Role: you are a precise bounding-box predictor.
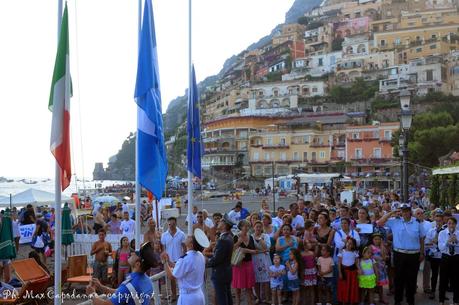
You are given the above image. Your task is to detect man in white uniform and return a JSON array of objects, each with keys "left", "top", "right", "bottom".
[{"left": 162, "top": 229, "right": 209, "bottom": 305}]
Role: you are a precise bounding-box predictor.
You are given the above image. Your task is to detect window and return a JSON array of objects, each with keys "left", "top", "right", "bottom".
[
  {"left": 293, "top": 152, "right": 300, "bottom": 161},
  {"left": 432, "top": 34, "right": 437, "bottom": 40},
  {"left": 311, "top": 152, "right": 317, "bottom": 160},
  {"left": 384, "top": 130, "right": 392, "bottom": 140},
  {"left": 373, "top": 148, "right": 382, "bottom": 158},
  {"left": 352, "top": 132, "right": 360, "bottom": 139},
  {"left": 280, "top": 152, "right": 287, "bottom": 161},
  {"left": 338, "top": 150, "right": 345, "bottom": 158},
  {"left": 253, "top": 152, "right": 259, "bottom": 161},
  {"left": 273, "top": 90, "right": 279, "bottom": 97},
  {"left": 430, "top": 44, "right": 437, "bottom": 49},
  {"left": 319, "top": 151, "right": 326, "bottom": 159},
  {"left": 303, "top": 152, "right": 308, "bottom": 161},
  {"left": 355, "top": 148, "right": 363, "bottom": 159},
  {"left": 395, "top": 38, "right": 401, "bottom": 45},
  {"left": 239, "top": 142, "right": 247, "bottom": 150},
  {"left": 264, "top": 153, "right": 270, "bottom": 161},
  {"left": 416, "top": 48, "right": 422, "bottom": 53},
  {"left": 255, "top": 165, "right": 263, "bottom": 176},
  {"left": 426, "top": 70, "right": 434, "bottom": 81},
  {"left": 380, "top": 39, "right": 386, "bottom": 47},
  {"left": 280, "top": 138, "right": 286, "bottom": 145},
  {"left": 312, "top": 87, "right": 318, "bottom": 93},
  {"left": 266, "top": 138, "right": 273, "bottom": 145},
  {"left": 303, "top": 135, "right": 309, "bottom": 144},
  {"left": 318, "top": 58, "right": 323, "bottom": 66}
]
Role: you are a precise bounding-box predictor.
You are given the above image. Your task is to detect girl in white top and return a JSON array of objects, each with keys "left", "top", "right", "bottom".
[{"left": 333, "top": 218, "right": 360, "bottom": 260}]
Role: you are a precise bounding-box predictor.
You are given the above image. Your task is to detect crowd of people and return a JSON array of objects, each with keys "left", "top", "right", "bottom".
[{"left": 3, "top": 187, "right": 459, "bottom": 305}]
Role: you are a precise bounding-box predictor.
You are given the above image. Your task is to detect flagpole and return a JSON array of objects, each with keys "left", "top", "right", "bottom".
[
  {"left": 187, "top": 0, "right": 193, "bottom": 236},
  {"left": 135, "top": 0, "right": 143, "bottom": 252},
  {"left": 54, "top": 1, "right": 63, "bottom": 304}
]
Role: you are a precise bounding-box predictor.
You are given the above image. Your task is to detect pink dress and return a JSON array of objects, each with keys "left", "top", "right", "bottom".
[{"left": 302, "top": 253, "right": 317, "bottom": 286}]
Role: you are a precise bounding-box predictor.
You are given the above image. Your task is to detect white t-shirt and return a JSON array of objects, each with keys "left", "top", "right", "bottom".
[
  {"left": 204, "top": 217, "right": 214, "bottom": 228},
  {"left": 161, "top": 229, "right": 186, "bottom": 262},
  {"left": 292, "top": 215, "right": 305, "bottom": 229},
  {"left": 272, "top": 217, "right": 283, "bottom": 228},
  {"left": 228, "top": 210, "right": 241, "bottom": 223},
  {"left": 338, "top": 250, "right": 359, "bottom": 267},
  {"left": 120, "top": 219, "right": 135, "bottom": 235}
]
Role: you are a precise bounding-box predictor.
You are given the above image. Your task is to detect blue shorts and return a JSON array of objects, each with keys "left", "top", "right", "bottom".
[
  {"left": 318, "top": 277, "right": 333, "bottom": 288},
  {"left": 287, "top": 278, "right": 300, "bottom": 291}
]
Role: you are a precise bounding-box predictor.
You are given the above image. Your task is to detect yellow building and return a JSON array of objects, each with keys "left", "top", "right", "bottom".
[
  {"left": 248, "top": 127, "right": 336, "bottom": 177},
  {"left": 272, "top": 24, "right": 306, "bottom": 46},
  {"left": 204, "top": 88, "right": 251, "bottom": 122},
  {"left": 397, "top": 39, "right": 459, "bottom": 63},
  {"left": 374, "top": 24, "right": 459, "bottom": 51},
  {"left": 399, "top": 9, "right": 459, "bottom": 29}
]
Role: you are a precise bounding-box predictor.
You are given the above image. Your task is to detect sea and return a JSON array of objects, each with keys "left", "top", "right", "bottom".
[{"left": 0, "top": 177, "right": 132, "bottom": 198}]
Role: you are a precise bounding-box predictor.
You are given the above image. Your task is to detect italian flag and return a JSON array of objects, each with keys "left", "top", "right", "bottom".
[{"left": 49, "top": 3, "right": 72, "bottom": 191}]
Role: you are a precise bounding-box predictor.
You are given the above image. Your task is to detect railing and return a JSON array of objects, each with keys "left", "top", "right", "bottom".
[
  {"left": 69, "top": 234, "right": 143, "bottom": 265},
  {"left": 77, "top": 271, "right": 166, "bottom": 305}
]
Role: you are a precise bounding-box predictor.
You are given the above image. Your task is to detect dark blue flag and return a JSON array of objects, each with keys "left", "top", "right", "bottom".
[{"left": 187, "top": 66, "right": 202, "bottom": 178}]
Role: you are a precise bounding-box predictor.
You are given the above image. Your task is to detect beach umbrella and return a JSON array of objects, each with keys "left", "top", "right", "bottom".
[
  {"left": 0, "top": 209, "right": 16, "bottom": 259},
  {"left": 62, "top": 203, "right": 74, "bottom": 246},
  {"left": 92, "top": 195, "right": 120, "bottom": 207}
]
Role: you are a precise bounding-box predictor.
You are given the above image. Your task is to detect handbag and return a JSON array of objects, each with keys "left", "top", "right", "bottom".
[
  {"left": 34, "top": 235, "right": 45, "bottom": 249},
  {"left": 231, "top": 247, "right": 244, "bottom": 266}
]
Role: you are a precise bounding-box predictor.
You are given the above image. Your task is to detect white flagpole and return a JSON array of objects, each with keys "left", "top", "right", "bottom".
[
  {"left": 187, "top": 0, "right": 193, "bottom": 236},
  {"left": 54, "top": 2, "right": 63, "bottom": 305},
  {"left": 135, "top": 0, "right": 143, "bottom": 251}
]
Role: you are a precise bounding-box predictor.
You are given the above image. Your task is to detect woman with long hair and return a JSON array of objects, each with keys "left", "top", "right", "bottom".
[
  {"left": 232, "top": 220, "right": 258, "bottom": 305},
  {"left": 113, "top": 236, "right": 131, "bottom": 286}
]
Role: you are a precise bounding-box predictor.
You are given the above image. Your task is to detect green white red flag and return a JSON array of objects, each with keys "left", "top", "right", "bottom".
[{"left": 49, "top": 3, "right": 72, "bottom": 191}]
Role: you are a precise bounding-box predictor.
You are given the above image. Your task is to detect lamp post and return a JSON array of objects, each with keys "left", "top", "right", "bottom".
[{"left": 399, "top": 90, "right": 413, "bottom": 203}]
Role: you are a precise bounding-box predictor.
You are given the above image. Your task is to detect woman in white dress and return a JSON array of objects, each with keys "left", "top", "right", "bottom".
[{"left": 252, "top": 220, "right": 272, "bottom": 303}]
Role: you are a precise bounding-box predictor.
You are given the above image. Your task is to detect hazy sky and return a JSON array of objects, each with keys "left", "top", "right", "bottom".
[{"left": 0, "top": 0, "right": 294, "bottom": 179}]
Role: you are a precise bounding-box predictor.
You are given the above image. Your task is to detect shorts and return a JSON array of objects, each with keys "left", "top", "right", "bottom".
[
  {"left": 93, "top": 261, "right": 108, "bottom": 282},
  {"left": 318, "top": 277, "right": 333, "bottom": 288},
  {"left": 286, "top": 278, "right": 300, "bottom": 291},
  {"left": 0, "top": 260, "right": 11, "bottom": 266},
  {"left": 270, "top": 282, "right": 283, "bottom": 290}
]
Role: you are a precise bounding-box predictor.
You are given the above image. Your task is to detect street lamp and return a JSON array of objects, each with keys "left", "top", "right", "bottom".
[{"left": 399, "top": 90, "right": 413, "bottom": 203}]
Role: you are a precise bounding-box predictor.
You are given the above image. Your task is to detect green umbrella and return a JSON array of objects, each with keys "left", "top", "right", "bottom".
[
  {"left": 62, "top": 203, "right": 74, "bottom": 246},
  {"left": 0, "top": 208, "right": 16, "bottom": 259}
]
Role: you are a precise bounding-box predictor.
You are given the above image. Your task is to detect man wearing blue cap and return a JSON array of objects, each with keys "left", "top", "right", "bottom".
[{"left": 377, "top": 203, "right": 426, "bottom": 305}]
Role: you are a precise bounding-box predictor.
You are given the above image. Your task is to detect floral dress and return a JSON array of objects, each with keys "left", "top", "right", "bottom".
[
  {"left": 252, "top": 233, "right": 272, "bottom": 283},
  {"left": 370, "top": 244, "right": 388, "bottom": 286}
]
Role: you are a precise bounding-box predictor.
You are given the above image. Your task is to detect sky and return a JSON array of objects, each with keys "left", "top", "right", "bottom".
[{"left": 0, "top": 0, "right": 294, "bottom": 179}]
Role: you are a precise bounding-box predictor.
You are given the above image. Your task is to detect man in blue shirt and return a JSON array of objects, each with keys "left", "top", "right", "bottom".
[
  {"left": 377, "top": 203, "right": 426, "bottom": 305},
  {"left": 86, "top": 241, "right": 159, "bottom": 305}
]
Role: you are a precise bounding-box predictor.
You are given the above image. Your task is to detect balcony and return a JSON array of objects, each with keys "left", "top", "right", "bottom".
[
  {"left": 334, "top": 142, "right": 346, "bottom": 147},
  {"left": 202, "top": 160, "right": 236, "bottom": 168},
  {"left": 310, "top": 143, "right": 330, "bottom": 148},
  {"left": 331, "top": 157, "right": 345, "bottom": 161},
  {"left": 262, "top": 144, "right": 290, "bottom": 149}
]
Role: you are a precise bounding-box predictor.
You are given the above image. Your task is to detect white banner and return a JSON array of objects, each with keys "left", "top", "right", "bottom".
[{"left": 19, "top": 224, "right": 36, "bottom": 244}]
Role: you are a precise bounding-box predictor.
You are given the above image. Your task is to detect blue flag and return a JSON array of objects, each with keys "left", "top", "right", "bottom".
[
  {"left": 187, "top": 66, "right": 202, "bottom": 178},
  {"left": 134, "top": 0, "right": 167, "bottom": 199}
]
